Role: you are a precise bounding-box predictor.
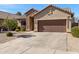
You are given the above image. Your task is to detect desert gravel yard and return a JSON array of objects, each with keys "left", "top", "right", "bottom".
[
  {"left": 0, "top": 32, "right": 79, "bottom": 54},
  {"left": 0, "top": 32, "right": 16, "bottom": 44},
  {"left": 0, "top": 31, "right": 33, "bottom": 44}
]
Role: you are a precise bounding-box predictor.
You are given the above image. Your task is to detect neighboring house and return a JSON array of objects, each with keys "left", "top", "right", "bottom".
[
  {"left": 25, "top": 5, "right": 74, "bottom": 32},
  {"left": 0, "top": 11, "right": 26, "bottom": 29}
]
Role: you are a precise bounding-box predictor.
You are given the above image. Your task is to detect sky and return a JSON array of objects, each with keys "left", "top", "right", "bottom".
[{"left": 0, "top": 4, "right": 79, "bottom": 17}]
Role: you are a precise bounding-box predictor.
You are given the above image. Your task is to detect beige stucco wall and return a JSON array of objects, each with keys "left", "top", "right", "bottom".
[
  {"left": 17, "top": 20, "right": 21, "bottom": 27},
  {"left": 66, "top": 17, "right": 72, "bottom": 32},
  {"left": 26, "top": 11, "right": 37, "bottom": 31},
  {"left": 26, "top": 16, "right": 30, "bottom": 31},
  {"left": 34, "top": 7, "right": 72, "bottom": 32},
  {"left": 34, "top": 7, "right": 71, "bottom": 20}
]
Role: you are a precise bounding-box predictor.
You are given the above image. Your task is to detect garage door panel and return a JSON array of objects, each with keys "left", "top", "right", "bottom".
[
  {"left": 38, "top": 20, "right": 66, "bottom": 32},
  {"left": 39, "top": 20, "right": 66, "bottom": 25},
  {"left": 43, "top": 26, "right": 66, "bottom": 32}
]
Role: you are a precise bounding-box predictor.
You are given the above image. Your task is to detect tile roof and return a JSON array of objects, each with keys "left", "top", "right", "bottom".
[
  {"left": 0, "top": 11, "right": 26, "bottom": 20},
  {"left": 33, "top": 5, "right": 73, "bottom": 17},
  {"left": 24, "top": 8, "right": 38, "bottom": 16}
]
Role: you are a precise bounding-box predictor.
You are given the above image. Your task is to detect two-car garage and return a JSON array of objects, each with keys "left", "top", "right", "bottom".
[
  {"left": 33, "top": 5, "right": 73, "bottom": 32},
  {"left": 38, "top": 20, "right": 66, "bottom": 32}
]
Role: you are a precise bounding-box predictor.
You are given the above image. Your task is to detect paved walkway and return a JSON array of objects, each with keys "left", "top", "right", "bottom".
[{"left": 0, "top": 32, "right": 78, "bottom": 54}]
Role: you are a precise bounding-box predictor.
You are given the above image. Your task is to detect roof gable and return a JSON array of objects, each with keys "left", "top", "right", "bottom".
[
  {"left": 33, "top": 5, "right": 73, "bottom": 17},
  {"left": 24, "top": 8, "right": 38, "bottom": 16}
]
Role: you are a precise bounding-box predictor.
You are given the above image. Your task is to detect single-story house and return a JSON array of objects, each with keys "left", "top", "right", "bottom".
[
  {"left": 0, "top": 5, "right": 74, "bottom": 32},
  {"left": 24, "top": 5, "right": 74, "bottom": 32}
]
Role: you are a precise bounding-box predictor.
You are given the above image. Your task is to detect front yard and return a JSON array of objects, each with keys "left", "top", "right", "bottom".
[
  {"left": 0, "top": 32, "right": 16, "bottom": 43},
  {"left": 0, "top": 31, "right": 32, "bottom": 44},
  {"left": 0, "top": 32, "right": 79, "bottom": 53},
  {"left": 0, "top": 32, "right": 67, "bottom": 53}
]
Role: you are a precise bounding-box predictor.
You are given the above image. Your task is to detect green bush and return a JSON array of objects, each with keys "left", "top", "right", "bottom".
[
  {"left": 21, "top": 26, "right": 26, "bottom": 31},
  {"left": 3, "top": 19, "right": 18, "bottom": 31},
  {"left": 71, "top": 26, "right": 79, "bottom": 37},
  {"left": 6, "top": 32, "right": 13, "bottom": 37}
]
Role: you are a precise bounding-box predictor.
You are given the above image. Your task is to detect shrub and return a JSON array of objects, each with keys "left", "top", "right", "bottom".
[
  {"left": 15, "top": 26, "right": 21, "bottom": 32},
  {"left": 16, "top": 26, "right": 21, "bottom": 30},
  {"left": 71, "top": 26, "right": 79, "bottom": 37},
  {"left": 3, "top": 19, "right": 18, "bottom": 31},
  {"left": 15, "top": 29, "right": 20, "bottom": 32},
  {"left": 6, "top": 32, "right": 13, "bottom": 37},
  {"left": 21, "top": 26, "right": 26, "bottom": 31}
]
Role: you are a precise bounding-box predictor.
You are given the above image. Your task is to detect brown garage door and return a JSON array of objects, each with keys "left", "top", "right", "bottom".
[{"left": 38, "top": 20, "right": 66, "bottom": 32}]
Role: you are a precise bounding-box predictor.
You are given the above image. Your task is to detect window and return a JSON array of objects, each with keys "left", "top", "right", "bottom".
[{"left": 21, "top": 20, "right": 26, "bottom": 25}]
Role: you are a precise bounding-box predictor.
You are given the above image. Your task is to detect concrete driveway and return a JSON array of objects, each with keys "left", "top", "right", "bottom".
[{"left": 0, "top": 32, "right": 78, "bottom": 54}]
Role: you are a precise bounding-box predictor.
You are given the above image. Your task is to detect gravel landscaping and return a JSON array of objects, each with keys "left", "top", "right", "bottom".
[
  {"left": 0, "top": 32, "right": 16, "bottom": 43},
  {"left": 0, "top": 31, "right": 34, "bottom": 44}
]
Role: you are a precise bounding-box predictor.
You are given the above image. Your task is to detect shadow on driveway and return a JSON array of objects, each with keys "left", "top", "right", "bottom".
[{"left": 17, "top": 35, "right": 36, "bottom": 38}]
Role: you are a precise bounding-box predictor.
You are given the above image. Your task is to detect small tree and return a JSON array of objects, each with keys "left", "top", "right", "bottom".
[
  {"left": 16, "top": 12, "right": 22, "bottom": 16},
  {"left": 73, "top": 17, "right": 79, "bottom": 23},
  {"left": 3, "top": 19, "right": 18, "bottom": 31}
]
